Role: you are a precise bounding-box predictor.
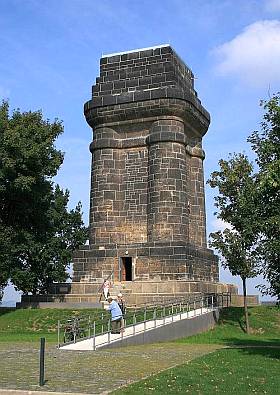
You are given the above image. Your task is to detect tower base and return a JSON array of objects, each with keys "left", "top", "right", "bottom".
[
  {"left": 72, "top": 242, "right": 219, "bottom": 284},
  {"left": 18, "top": 279, "right": 239, "bottom": 308}
]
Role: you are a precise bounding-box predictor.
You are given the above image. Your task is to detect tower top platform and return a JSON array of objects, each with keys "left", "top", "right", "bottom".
[
  {"left": 95, "top": 44, "right": 195, "bottom": 96},
  {"left": 85, "top": 44, "right": 210, "bottom": 127}
]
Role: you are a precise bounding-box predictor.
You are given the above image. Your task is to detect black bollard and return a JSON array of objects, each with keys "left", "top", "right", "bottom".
[{"left": 39, "top": 337, "right": 45, "bottom": 386}]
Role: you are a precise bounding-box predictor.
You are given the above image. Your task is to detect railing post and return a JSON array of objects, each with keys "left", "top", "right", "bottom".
[
  {"left": 154, "top": 308, "right": 156, "bottom": 328},
  {"left": 133, "top": 313, "right": 136, "bottom": 335},
  {"left": 163, "top": 306, "right": 166, "bottom": 325},
  {"left": 194, "top": 300, "right": 196, "bottom": 316},
  {"left": 201, "top": 298, "right": 203, "bottom": 315},
  {"left": 39, "top": 337, "right": 45, "bottom": 386},
  {"left": 101, "top": 312, "right": 104, "bottom": 334},
  {"left": 93, "top": 321, "right": 96, "bottom": 351},
  {"left": 57, "top": 320, "right": 60, "bottom": 348},
  {"left": 144, "top": 307, "right": 147, "bottom": 331},
  {"left": 88, "top": 316, "right": 91, "bottom": 338},
  {"left": 108, "top": 319, "right": 111, "bottom": 344}
]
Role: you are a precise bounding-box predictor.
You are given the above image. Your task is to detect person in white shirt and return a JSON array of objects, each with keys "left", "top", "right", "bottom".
[{"left": 99, "top": 278, "right": 111, "bottom": 301}]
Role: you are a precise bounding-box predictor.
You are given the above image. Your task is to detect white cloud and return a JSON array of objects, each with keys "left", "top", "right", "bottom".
[
  {"left": 211, "top": 218, "right": 232, "bottom": 233},
  {"left": 213, "top": 20, "right": 280, "bottom": 87},
  {"left": 265, "top": 0, "right": 280, "bottom": 13}
]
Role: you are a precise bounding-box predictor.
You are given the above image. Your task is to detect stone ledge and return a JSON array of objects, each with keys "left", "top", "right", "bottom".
[
  {"left": 85, "top": 97, "right": 209, "bottom": 135},
  {"left": 230, "top": 294, "right": 259, "bottom": 307}
]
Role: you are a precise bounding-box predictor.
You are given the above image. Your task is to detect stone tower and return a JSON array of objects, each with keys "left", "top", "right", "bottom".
[{"left": 73, "top": 44, "right": 220, "bottom": 287}]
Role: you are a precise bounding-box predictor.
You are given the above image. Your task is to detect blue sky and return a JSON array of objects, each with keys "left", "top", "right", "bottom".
[{"left": 1, "top": 0, "right": 280, "bottom": 303}]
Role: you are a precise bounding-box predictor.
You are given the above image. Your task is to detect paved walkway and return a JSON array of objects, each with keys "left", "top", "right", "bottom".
[
  {"left": 61, "top": 307, "right": 213, "bottom": 351},
  {"left": 0, "top": 342, "right": 222, "bottom": 394}
]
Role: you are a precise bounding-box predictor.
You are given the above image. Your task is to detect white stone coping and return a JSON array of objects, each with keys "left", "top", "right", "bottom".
[{"left": 102, "top": 44, "right": 170, "bottom": 58}]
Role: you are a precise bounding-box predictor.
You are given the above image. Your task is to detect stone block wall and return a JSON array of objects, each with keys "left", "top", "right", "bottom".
[
  {"left": 92, "top": 45, "right": 196, "bottom": 101},
  {"left": 147, "top": 119, "right": 188, "bottom": 242},
  {"left": 90, "top": 139, "right": 148, "bottom": 245},
  {"left": 122, "top": 147, "right": 148, "bottom": 243}
]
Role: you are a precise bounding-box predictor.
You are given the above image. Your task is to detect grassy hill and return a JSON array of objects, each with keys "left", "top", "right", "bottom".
[
  {"left": 175, "top": 305, "right": 280, "bottom": 346},
  {"left": 0, "top": 307, "right": 106, "bottom": 342},
  {"left": 0, "top": 305, "right": 279, "bottom": 344}
]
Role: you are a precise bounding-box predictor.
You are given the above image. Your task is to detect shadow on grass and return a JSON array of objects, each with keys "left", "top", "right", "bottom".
[
  {"left": 226, "top": 338, "right": 280, "bottom": 359},
  {"left": 219, "top": 307, "right": 248, "bottom": 333},
  {"left": 218, "top": 307, "right": 245, "bottom": 323},
  {"left": 0, "top": 307, "right": 16, "bottom": 317}
]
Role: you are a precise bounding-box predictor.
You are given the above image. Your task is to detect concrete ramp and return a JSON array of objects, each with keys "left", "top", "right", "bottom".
[{"left": 60, "top": 307, "right": 219, "bottom": 351}]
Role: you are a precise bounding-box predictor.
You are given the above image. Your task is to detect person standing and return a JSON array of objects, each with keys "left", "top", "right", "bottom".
[
  {"left": 107, "top": 297, "right": 123, "bottom": 334},
  {"left": 99, "top": 278, "right": 111, "bottom": 302},
  {"left": 117, "top": 293, "right": 126, "bottom": 332}
]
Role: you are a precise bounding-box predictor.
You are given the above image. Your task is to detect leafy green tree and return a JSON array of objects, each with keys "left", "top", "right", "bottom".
[
  {"left": 208, "top": 154, "right": 260, "bottom": 333},
  {"left": 248, "top": 94, "right": 280, "bottom": 301},
  {"left": 0, "top": 101, "right": 88, "bottom": 297},
  {"left": 0, "top": 226, "right": 12, "bottom": 299}
]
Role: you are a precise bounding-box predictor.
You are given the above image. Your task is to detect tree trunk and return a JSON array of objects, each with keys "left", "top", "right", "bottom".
[{"left": 242, "top": 276, "right": 250, "bottom": 334}]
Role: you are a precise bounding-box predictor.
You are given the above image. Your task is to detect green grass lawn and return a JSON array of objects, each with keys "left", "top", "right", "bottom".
[
  {"left": 0, "top": 308, "right": 106, "bottom": 342},
  {"left": 114, "top": 347, "right": 280, "bottom": 394},
  {"left": 114, "top": 306, "right": 280, "bottom": 394}
]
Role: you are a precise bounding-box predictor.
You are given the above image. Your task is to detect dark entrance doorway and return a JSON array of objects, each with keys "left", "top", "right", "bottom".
[{"left": 120, "top": 257, "right": 132, "bottom": 281}]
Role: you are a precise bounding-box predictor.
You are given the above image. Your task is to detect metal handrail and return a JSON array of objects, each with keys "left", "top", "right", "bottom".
[{"left": 57, "top": 292, "right": 231, "bottom": 348}]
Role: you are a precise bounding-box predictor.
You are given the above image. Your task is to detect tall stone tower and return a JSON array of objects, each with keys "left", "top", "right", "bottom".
[
  {"left": 73, "top": 44, "right": 220, "bottom": 290},
  {"left": 19, "top": 45, "right": 239, "bottom": 307}
]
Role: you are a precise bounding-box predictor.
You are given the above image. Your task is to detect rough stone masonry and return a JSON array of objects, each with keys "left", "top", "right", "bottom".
[{"left": 73, "top": 44, "right": 219, "bottom": 285}]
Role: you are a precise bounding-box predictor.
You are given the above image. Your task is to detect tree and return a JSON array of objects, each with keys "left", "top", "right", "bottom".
[
  {"left": 0, "top": 226, "right": 13, "bottom": 299},
  {"left": 208, "top": 154, "right": 260, "bottom": 333},
  {"left": 9, "top": 186, "right": 87, "bottom": 294},
  {"left": 0, "top": 101, "right": 88, "bottom": 297},
  {"left": 248, "top": 94, "right": 280, "bottom": 301}
]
